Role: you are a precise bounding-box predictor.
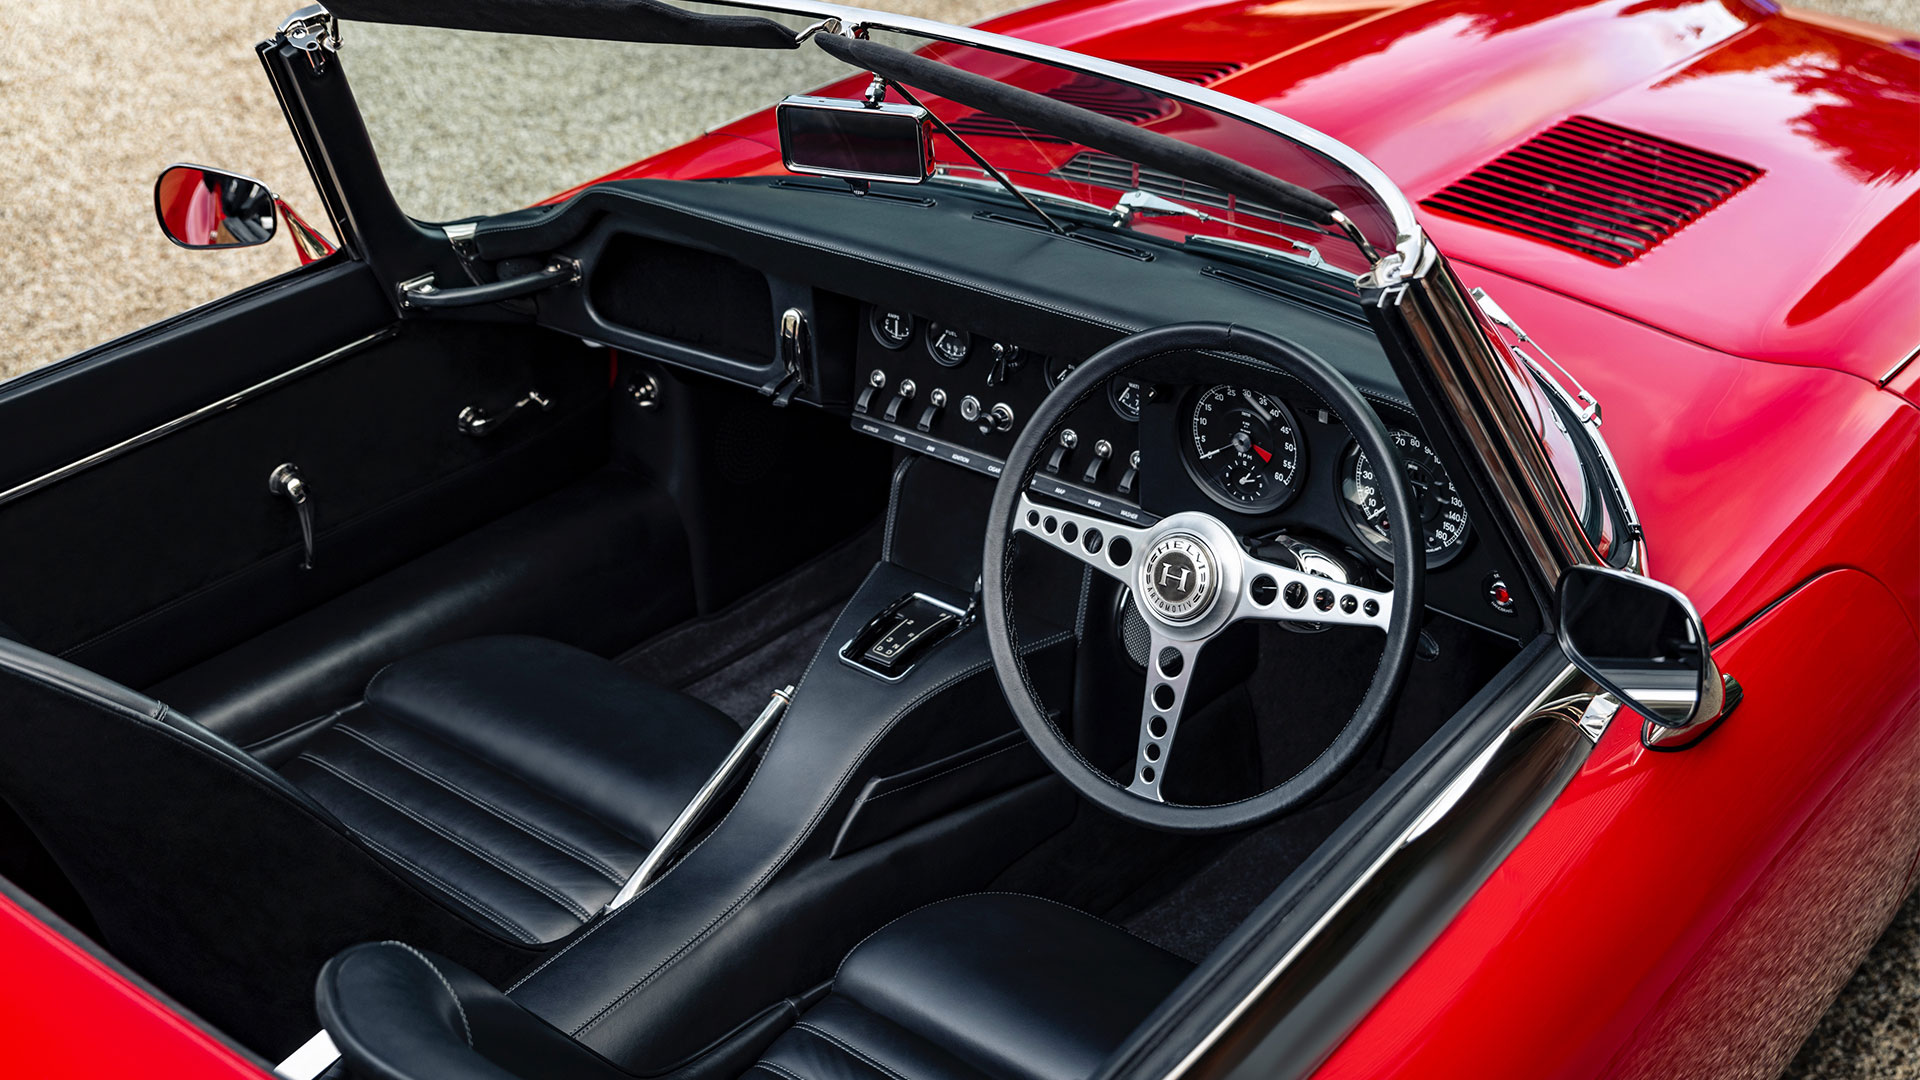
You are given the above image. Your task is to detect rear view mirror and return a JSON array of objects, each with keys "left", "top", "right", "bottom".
[
  {"left": 1557, "top": 565, "right": 1740, "bottom": 751},
  {"left": 776, "top": 96, "right": 934, "bottom": 185},
  {"left": 154, "top": 164, "right": 278, "bottom": 249}
]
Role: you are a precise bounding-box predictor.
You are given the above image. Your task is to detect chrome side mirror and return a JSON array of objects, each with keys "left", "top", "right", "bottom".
[
  {"left": 155, "top": 165, "right": 278, "bottom": 249},
  {"left": 1557, "top": 565, "right": 1741, "bottom": 751},
  {"left": 153, "top": 164, "right": 335, "bottom": 263}
]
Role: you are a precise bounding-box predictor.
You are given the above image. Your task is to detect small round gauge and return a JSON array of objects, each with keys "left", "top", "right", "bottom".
[
  {"left": 1181, "top": 385, "right": 1304, "bottom": 513},
  {"left": 1339, "top": 429, "right": 1472, "bottom": 568},
  {"left": 1109, "top": 378, "right": 1144, "bottom": 422},
  {"left": 1044, "top": 355, "right": 1078, "bottom": 389},
  {"left": 871, "top": 309, "right": 913, "bottom": 350},
  {"left": 926, "top": 324, "right": 971, "bottom": 367}
]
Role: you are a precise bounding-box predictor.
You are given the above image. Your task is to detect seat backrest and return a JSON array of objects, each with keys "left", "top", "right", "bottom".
[{"left": 0, "top": 638, "right": 538, "bottom": 1058}]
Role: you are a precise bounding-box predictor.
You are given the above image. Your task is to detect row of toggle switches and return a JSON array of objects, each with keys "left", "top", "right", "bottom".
[
  {"left": 1044, "top": 429, "right": 1139, "bottom": 496},
  {"left": 855, "top": 369, "right": 1014, "bottom": 435}
]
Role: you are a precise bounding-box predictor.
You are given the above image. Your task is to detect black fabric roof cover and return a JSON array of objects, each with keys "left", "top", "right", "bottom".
[
  {"left": 813, "top": 34, "right": 1339, "bottom": 227},
  {"left": 324, "top": 0, "right": 802, "bottom": 49}
]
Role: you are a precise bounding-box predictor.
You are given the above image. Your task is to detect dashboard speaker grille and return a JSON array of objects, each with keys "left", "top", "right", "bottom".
[{"left": 1422, "top": 116, "right": 1761, "bottom": 265}]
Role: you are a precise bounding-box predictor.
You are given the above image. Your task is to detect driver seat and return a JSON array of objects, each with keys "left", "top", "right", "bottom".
[{"left": 317, "top": 894, "right": 1194, "bottom": 1080}]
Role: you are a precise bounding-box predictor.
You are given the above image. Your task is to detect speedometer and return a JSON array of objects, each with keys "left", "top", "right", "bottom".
[
  {"left": 1339, "top": 429, "right": 1471, "bottom": 568},
  {"left": 1181, "top": 386, "right": 1304, "bottom": 513}
]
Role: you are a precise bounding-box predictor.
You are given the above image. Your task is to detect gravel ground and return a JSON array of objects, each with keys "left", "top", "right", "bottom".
[{"left": 2, "top": 1, "right": 1919, "bottom": 1075}]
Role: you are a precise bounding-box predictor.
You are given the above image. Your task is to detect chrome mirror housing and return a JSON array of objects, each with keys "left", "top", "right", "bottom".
[{"left": 1557, "top": 565, "right": 1740, "bottom": 751}]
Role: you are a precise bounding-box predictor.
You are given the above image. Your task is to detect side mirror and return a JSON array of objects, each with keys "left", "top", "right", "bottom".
[
  {"left": 153, "top": 164, "right": 336, "bottom": 263},
  {"left": 155, "top": 165, "right": 278, "bottom": 249},
  {"left": 1557, "top": 565, "right": 1741, "bottom": 751}
]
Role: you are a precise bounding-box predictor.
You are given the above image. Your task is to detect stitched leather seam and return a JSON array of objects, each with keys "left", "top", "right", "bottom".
[
  {"left": 295, "top": 754, "right": 595, "bottom": 923},
  {"left": 881, "top": 457, "right": 915, "bottom": 563},
  {"left": 859, "top": 742, "right": 1023, "bottom": 804},
  {"left": 791, "top": 1024, "right": 914, "bottom": 1080},
  {"left": 384, "top": 941, "right": 473, "bottom": 1047},
  {"left": 752, "top": 1060, "right": 810, "bottom": 1080},
  {"left": 828, "top": 892, "right": 1187, "bottom": 1002},
  {"left": 350, "top": 832, "right": 541, "bottom": 945},
  {"left": 548, "top": 631, "right": 1072, "bottom": 1035},
  {"left": 335, "top": 724, "right": 630, "bottom": 884}
]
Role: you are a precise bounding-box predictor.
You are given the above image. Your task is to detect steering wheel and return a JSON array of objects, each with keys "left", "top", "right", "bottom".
[{"left": 983, "top": 323, "right": 1424, "bottom": 832}]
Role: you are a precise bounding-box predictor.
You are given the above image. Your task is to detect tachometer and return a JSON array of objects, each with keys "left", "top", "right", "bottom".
[
  {"left": 1339, "top": 429, "right": 1471, "bottom": 568},
  {"left": 1181, "top": 386, "right": 1303, "bottom": 513}
]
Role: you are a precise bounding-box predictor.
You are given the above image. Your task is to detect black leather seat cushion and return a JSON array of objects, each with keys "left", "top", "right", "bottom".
[
  {"left": 282, "top": 636, "right": 740, "bottom": 944},
  {"left": 316, "top": 893, "right": 1193, "bottom": 1080},
  {"left": 753, "top": 894, "right": 1194, "bottom": 1080}
]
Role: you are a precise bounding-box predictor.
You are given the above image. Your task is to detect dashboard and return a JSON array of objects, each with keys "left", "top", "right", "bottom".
[
  {"left": 848, "top": 302, "right": 1486, "bottom": 590},
  {"left": 474, "top": 175, "right": 1536, "bottom": 637}
]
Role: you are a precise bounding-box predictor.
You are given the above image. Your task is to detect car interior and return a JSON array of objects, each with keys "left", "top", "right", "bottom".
[{"left": 0, "top": 10, "right": 1576, "bottom": 1080}]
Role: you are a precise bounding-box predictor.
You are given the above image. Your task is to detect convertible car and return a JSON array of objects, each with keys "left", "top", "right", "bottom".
[{"left": 2, "top": 1, "right": 1916, "bottom": 1078}]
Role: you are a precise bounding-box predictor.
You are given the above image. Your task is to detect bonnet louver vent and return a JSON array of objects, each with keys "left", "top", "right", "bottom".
[
  {"left": 1423, "top": 116, "right": 1761, "bottom": 265},
  {"left": 945, "top": 60, "right": 1243, "bottom": 143}
]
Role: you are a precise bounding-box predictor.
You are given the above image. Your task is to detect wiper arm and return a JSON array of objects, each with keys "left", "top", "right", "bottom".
[
  {"left": 880, "top": 80, "right": 1070, "bottom": 238},
  {"left": 1112, "top": 190, "right": 1323, "bottom": 265}
]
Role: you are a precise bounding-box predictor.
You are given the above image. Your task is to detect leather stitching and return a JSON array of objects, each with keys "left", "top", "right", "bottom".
[
  {"left": 858, "top": 742, "right": 1023, "bottom": 804},
  {"left": 334, "top": 723, "right": 631, "bottom": 884},
  {"left": 349, "top": 832, "right": 541, "bottom": 945},
  {"left": 384, "top": 941, "right": 474, "bottom": 1047},
  {"left": 295, "top": 753, "right": 596, "bottom": 923},
  {"left": 752, "top": 1060, "right": 811, "bottom": 1080},
  {"left": 791, "top": 1023, "right": 915, "bottom": 1080},
  {"left": 881, "top": 456, "right": 915, "bottom": 562},
  {"left": 526, "top": 631, "right": 1072, "bottom": 1032}
]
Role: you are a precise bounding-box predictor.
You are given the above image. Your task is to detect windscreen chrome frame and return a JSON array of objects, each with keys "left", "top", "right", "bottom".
[{"left": 718, "top": 0, "right": 1616, "bottom": 581}]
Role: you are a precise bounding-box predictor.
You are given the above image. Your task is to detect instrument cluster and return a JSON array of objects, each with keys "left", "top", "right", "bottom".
[{"left": 848, "top": 305, "right": 1475, "bottom": 573}]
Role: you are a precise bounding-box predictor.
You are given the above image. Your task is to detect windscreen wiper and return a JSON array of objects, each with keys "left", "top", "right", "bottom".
[
  {"left": 812, "top": 31, "right": 1383, "bottom": 264},
  {"left": 1112, "top": 190, "right": 1324, "bottom": 267}
]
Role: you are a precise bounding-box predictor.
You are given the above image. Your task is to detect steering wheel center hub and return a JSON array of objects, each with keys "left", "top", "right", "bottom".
[{"left": 1140, "top": 533, "right": 1218, "bottom": 624}]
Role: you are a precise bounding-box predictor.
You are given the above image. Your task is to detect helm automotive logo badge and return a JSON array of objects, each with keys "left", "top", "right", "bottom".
[{"left": 1141, "top": 534, "right": 1216, "bottom": 623}]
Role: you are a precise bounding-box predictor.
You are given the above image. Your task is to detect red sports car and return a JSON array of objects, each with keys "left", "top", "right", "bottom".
[{"left": 1, "top": 1, "right": 1915, "bottom": 1079}]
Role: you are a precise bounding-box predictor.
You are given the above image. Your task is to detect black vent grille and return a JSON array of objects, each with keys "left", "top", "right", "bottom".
[
  {"left": 1422, "top": 116, "right": 1761, "bottom": 265},
  {"left": 1052, "top": 151, "right": 1317, "bottom": 227},
  {"left": 944, "top": 59, "right": 1243, "bottom": 143}
]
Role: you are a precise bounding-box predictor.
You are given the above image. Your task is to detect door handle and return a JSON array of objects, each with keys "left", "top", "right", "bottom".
[
  {"left": 268, "top": 463, "right": 316, "bottom": 570},
  {"left": 457, "top": 389, "right": 551, "bottom": 437}
]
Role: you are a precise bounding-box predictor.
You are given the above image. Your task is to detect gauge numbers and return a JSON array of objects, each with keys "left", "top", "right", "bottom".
[
  {"left": 871, "top": 309, "right": 913, "bottom": 350},
  {"left": 1339, "top": 429, "right": 1471, "bottom": 568},
  {"left": 926, "top": 323, "right": 971, "bottom": 367},
  {"left": 1182, "top": 386, "right": 1303, "bottom": 513}
]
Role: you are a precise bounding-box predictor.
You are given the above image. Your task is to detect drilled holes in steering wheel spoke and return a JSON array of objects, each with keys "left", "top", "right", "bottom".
[
  {"left": 1011, "top": 491, "right": 1150, "bottom": 585},
  {"left": 1126, "top": 632, "right": 1205, "bottom": 801},
  {"left": 1235, "top": 551, "right": 1393, "bottom": 632}
]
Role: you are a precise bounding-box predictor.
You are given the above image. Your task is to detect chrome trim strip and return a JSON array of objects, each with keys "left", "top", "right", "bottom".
[
  {"left": 1160, "top": 662, "right": 1588, "bottom": 1080},
  {"left": 711, "top": 0, "right": 1428, "bottom": 282},
  {"left": 1879, "top": 344, "right": 1918, "bottom": 387},
  {"left": 273, "top": 1029, "right": 339, "bottom": 1080},
  {"left": 0, "top": 328, "right": 397, "bottom": 509}
]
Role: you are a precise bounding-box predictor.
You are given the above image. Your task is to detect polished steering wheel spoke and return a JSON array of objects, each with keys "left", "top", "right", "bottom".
[
  {"left": 1232, "top": 551, "right": 1392, "bottom": 632},
  {"left": 1125, "top": 631, "right": 1203, "bottom": 802},
  {"left": 1011, "top": 491, "right": 1151, "bottom": 585}
]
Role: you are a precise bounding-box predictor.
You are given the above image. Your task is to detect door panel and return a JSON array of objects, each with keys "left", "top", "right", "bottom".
[{"left": 0, "top": 260, "right": 619, "bottom": 687}]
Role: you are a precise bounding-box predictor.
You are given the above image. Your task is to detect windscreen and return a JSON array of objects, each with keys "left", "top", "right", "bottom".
[{"left": 337, "top": 1, "right": 1405, "bottom": 276}]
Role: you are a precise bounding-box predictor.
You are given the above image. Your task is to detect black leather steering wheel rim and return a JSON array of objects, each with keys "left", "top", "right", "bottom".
[{"left": 983, "top": 322, "right": 1424, "bottom": 833}]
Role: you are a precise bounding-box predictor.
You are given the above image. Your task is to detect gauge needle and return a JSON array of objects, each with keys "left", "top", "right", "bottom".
[
  {"left": 1198, "top": 444, "right": 1230, "bottom": 459},
  {"left": 1242, "top": 391, "right": 1273, "bottom": 422},
  {"left": 1252, "top": 444, "right": 1272, "bottom": 464}
]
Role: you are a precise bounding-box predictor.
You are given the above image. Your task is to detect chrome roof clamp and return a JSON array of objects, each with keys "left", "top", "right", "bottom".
[{"left": 278, "top": 4, "right": 340, "bottom": 71}]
